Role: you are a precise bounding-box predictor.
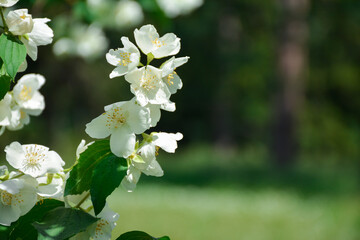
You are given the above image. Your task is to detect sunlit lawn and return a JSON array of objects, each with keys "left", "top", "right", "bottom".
[
  {"left": 109, "top": 184, "right": 360, "bottom": 240},
  {"left": 107, "top": 145, "right": 360, "bottom": 240}
]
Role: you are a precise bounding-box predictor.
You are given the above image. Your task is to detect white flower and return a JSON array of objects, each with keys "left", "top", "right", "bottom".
[
  {"left": 36, "top": 173, "right": 65, "bottom": 200},
  {"left": 0, "top": 175, "right": 38, "bottom": 226},
  {"left": 122, "top": 132, "right": 183, "bottom": 191},
  {"left": 0, "top": 93, "right": 13, "bottom": 128},
  {"left": 76, "top": 139, "right": 94, "bottom": 160},
  {"left": 74, "top": 24, "right": 108, "bottom": 60},
  {"left": 71, "top": 205, "right": 119, "bottom": 240},
  {"left": 53, "top": 24, "right": 108, "bottom": 60},
  {"left": 134, "top": 132, "right": 183, "bottom": 173},
  {"left": 6, "top": 9, "right": 53, "bottom": 60},
  {"left": 106, "top": 37, "right": 140, "bottom": 79},
  {"left": 12, "top": 73, "right": 45, "bottom": 116},
  {"left": 6, "top": 9, "right": 34, "bottom": 36},
  {"left": 21, "top": 18, "right": 53, "bottom": 61},
  {"left": 133, "top": 143, "right": 164, "bottom": 177},
  {"left": 114, "top": 0, "right": 144, "bottom": 28},
  {"left": 151, "top": 132, "right": 183, "bottom": 153},
  {"left": 156, "top": 0, "right": 203, "bottom": 18},
  {"left": 5, "top": 142, "right": 65, "bottom": 178},
  {"left": 6, "top": 106, "right": 30, "bottom": 131},
  {"left": 0, "top": 0, "right": 18, "bottom": 7},
  {"left": 125, "top": 66, "right": 171, "bottom": 107},
  {"left": 53, "top": 38, "right": 76, "bottom": 57},
  {"left": 161, "top": 56, "right": 189, "bottom": 94},
  {"left": 85, "top": 99, "right": 151, "bottom": 158},
  {"left": 134, "top": 24, "right": 180, "bottom": 59}
]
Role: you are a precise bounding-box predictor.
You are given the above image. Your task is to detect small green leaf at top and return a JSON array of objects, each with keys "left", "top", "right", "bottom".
[
  {"left": 32, "top": 207, "right": 98, "bottom": 240},
  {"left": 0, "top": 33, "right": 27, "bottom": 79},
  {"left": 116, "top": 231, "right": 170, "bottom": 240},
  {"left": 0, "top": 74, "right": 11, "bottom": 101},
  {"left": 91, "top": 154, "right": 127, "bottom": 215}
]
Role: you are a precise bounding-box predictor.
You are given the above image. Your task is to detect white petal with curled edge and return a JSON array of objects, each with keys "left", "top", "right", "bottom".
[
  {"left": 138, "top": 142, "right": 156, "bottom": 161},
  {"left": 85, "top": 113, "right": 113, "bottom": 139},
  {"left": 37, "top": 175, "right": 64, "bottom": 199},
  {"left": 121, "top": 166, "right": 141, "bottom": 192},
  {"left": 142, "top": 159, "right": 164, "bottom": 177},
  {"left": 134, "top": 24, "right": 159, "bottom": 55},
  {"left": 76, "top": 140, "right": 94, "bottom": 159},
  {"left": 44, "top": 151, "right": 65, "bottom": 174},
  {"left": 153, "top": 132, "right": 183, "bottom": 153},
  {"left": 0, "top": 0, "right": 19, "bottom": 7},
  {"left": 0, "top": 179, "right": 22, "bottom": 195},
  {"left": 109, "top": 65, "right": 128, "bottom": 78},
  {"left": 110, "top": 126, "right": 135, "bottom": 158},
  {"left": 5, "top": 141, "right": 25, "bottom": 170},
  {"left": 161, "top": 101, "right": 176, "bottom": 112},
  {"left": 28, "top": 18, "right": 53, "bottom": 46},
  {"left": 152, "top": 33, "right": 181, "bottom": 59},
  {"left": 21, "top": 37, "right": 38, "bottom": 61}
]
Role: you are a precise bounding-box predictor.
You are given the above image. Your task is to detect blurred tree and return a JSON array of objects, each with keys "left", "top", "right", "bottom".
[{"left": 272, "top": 0, "right": 309, "bottom": 168}]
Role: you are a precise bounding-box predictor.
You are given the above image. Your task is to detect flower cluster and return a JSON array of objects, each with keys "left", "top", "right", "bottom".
[
  {"left": 85, "top": 24, "right": 187, "bottom": 192},
  {"left": 0, "top": 1, "right": 187, "bottom": 236},
  {"left": 0, "top": 0, "right": 53, "bottom": 134},
  {"left": 0, "top": 74, "right": 45, "bottom": 135},
  {"left": 0, "top": 142, "right": 65, "bottom": 226}
]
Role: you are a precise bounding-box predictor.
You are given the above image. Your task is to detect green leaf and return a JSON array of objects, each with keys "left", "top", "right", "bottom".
[
  {"left": 0, "top": 33, "right": 27, "bottom": 79},
  {"left": 91, "top": 155, "right": 127, "bottom": 215},
  {"left": 0, "top": 74, "right": 11, "bottom": 101},
  {"left": 65, "top": 140, "right": 127, "bottom": 197},
  {"left": 32, "top": 207, "right": 98, "bottom": 240},
  {"left": 3, "top": 199, "right": 64, "bottom": 240},
  {"left": 116, "top": 231, "right": 170, "bottom": 240},
  {"left": 0, "top": 225, "right": 11, "bottom": 240}
]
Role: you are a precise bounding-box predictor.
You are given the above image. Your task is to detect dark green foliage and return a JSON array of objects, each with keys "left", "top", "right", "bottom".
[
  {"left": 65, "top": 140, "right": 128, "bottom": 215},
  {"left": 116, "top": 231, "right": 170, "bottom": 240},
  {"left": 91, "top": 154, "right": 127, "bottom": 215},
  {"left": 32, "top": 207, "right": 98, "bottom": 240},
  {"left": 0, "top": 75, "right": 11, "bottom": 101},
  {"left": 0, "top": 199, "right": 64, "bottom": 240}
]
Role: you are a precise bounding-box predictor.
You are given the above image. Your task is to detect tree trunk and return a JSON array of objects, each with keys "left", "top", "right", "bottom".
[{"left": 272, "top": 0, "right": 309, "bottom": 168}]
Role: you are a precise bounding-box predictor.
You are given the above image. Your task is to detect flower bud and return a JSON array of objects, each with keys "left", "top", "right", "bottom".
[{"left": 6, "top": 9, "right": 34, "bottom": 36}]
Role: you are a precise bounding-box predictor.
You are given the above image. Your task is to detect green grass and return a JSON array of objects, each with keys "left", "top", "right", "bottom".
[
  {"left": 109, "top": 184, "right": 360, "bottom": 240},
  {"left": 107, "top": 144, "right": 360, "bottom": 240}
]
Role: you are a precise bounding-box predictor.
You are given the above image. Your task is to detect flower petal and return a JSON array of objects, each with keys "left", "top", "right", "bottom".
[
  {"left": 5, "top": 142, "right": 25, "bottom": 170},
  {"left": 85, "top": 113, "right": 112, "bottom": 139},
  {"left": 134, "top": 24, "right": 159, "bottom": 55},
  {"left": 152, "top": 132, "right": 183, "bottom": 153},
  {"left": 110, "top": 126, "right": 135, "bottom": 158}
]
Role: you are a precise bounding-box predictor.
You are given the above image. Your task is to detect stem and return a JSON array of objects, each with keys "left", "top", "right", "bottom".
[
  {"left": 0, "top": 7, "right": 7, "bottom": 31},
  {"left": 147, "top": 53, "right": 154, "bottom": 65},
  {"left": 11, "top": 173, "right": 24, "bottom": 179},
  {"left": 74, "top": 192, "right": 91, "bottom": 209}
]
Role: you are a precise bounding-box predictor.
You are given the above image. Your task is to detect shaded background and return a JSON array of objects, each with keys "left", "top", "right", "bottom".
[{"left": 1, "top": 0, "right": 360, "bottom": 239}]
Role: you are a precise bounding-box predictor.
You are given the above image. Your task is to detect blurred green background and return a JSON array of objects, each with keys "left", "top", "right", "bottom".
[{"left": 1, "top": 0, "right": 360, "bottom": 239}]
